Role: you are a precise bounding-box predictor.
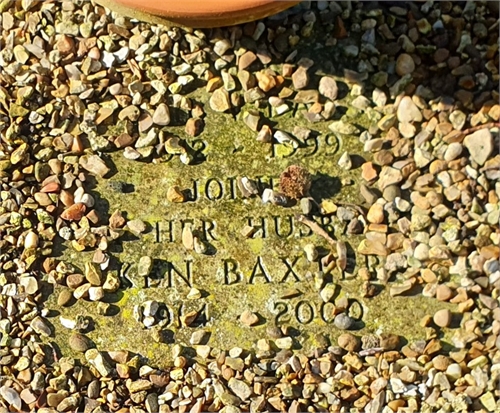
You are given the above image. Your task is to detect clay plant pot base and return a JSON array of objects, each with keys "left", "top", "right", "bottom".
[{"left": 95, "top": 0, "right": 300, "bottom": 28}]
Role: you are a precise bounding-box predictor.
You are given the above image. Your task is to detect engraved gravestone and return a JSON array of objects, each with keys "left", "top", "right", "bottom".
[{"left": 48, "top": 111, "right": 447, "bottom": 367}]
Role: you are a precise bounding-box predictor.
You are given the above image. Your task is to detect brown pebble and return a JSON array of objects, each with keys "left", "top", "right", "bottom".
[
  {"left": 59, "top": 190, "right": 74, "bottom": 207},
  {"left": 433, "top": 309, "right": 452, "bottom": 327},
  {"left": 55, "top": 34, "right": 75, "bottom": 54},
  {"left": 57, "top": 290, "right": 73, "bottom": 306},
  {"left": 420, "top": 315, "right": 432, "bottom": 327},
  {"left": 60, "top": 203, "right": 86, "bottom": 221},
  {"left": 421, "top": 269, "right": 437, "bottom": 283},
  {"left": 396, "top": 53, "right": 415, "bottom": 76},
  {"left": 358, "top": 268, "right": 371, "bottom": 281},
  {"left": 109, "top": 210, "right": 126, "bottom": 229},
  {"left": 388, "top": 400, "right": 406, "bottom": 411},
  {"left": 338, "top": 333, "right": 360, "bottom": 352},
  {"left": 114, "top": 133, "right": 135, "bottom": 148},
  {"left": 68, "top": 333, "right": 94, "bottom": 353},
  {"left": 167, "top": 186, "right": 185, "bottom": 203},
  {"left": 185, "top": 118, "right": 204, "bottom": 137},
  {"left": 361, "top": 162, "right": 378, "bottom": 182},
  {"left": 433, "top": 309, "right": 451, "bottom": 327},
  {"left": 436, "top": 285, "right": 453, "bottom": 301},
  {"left": 240, "top": 310, "right": 259, "bottom": 326},
  {"left": 238, "top": 51, "right": 257, "bottom": 70},
  {"left": 66, "top": 274, "right": 85, "bottom": 289},
  {"left": 379, "top": 333, "right": 400, "bottom": 350},
  {"left": 432, "top": 355, "right": 451, "bottom": 371},
  {"left": 367, "top": 204, "right": 384, "bottom": 224}
]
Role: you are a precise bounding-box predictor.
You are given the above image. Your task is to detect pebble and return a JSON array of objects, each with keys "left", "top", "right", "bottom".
[
  {"left": 228, "top": 378, "right": 252, "bottom": 401},
  {"left": 338, "top": 151, "right": 352, "bottom": 170},
  {"left": 300, "top": 198, "right": 313, "bottom": 215},
  {"left": 338, "top": 333, "right": 360, "bottom": 352},
  {"left": 58, "top": 290, "right": 73, "bottom": 306},
  {"left": 69, "top": 333, "right": 94, "bottom": 352},
  {"left": 319, "top": 283, "right": 337, "bottom": 303},
  {"left": 190, "top": 330, "right": 209, "bottom": 345},
  {"left": 464, "top": 129, "right": 493, "bottom": 166},
  {"left": 240, "top": 310, "right": 259, "bottom": 326},
  {"left": 389, "top": 280, "right": 414, "bottom": 296},
  {"left": 378, "top": 167, "right": 403, "bottom": 190},
  {"left": 377, "top": 114, "right": 396, "bottom": 131},
  {"left": 292, "top": 67, "right": 309, "bottom": 89},
  {"left": 127, "top": 219, "right": 147, "bottom": 236},
  {"left": 210, "top": 88, "right": 231, "bottom": 112},
  {"left": 138, "top": 256, "right": 153, "bottom": 277},
  {"left": 185, "top": 117, "right": 204, "bottom": 136},
  {"left": 152, "top": 103, "right": 170, "bottom": 126},
  {"left": 318, "top": 76, "right": 338, "bottom": 101},
  {"left": 24, "top": 231, "right": 39, "bottom": 249},
  {"left": 445, "top": 363, "right": 462, "bottom": 381},
  {"left": 275, "top": 337, "right": 293, "bottom": 349},
  {"left": 85, "top": 262, "right": 104, "bottom": 286},
  {"left": 379, "top": 333, "right": 400, "bottom": 350},
  {"left": 79, "top": 155, "right": 110, "bottom": 178},
  {"left": 256, "top": 125, "right": 272, "bottom": 143},
  {"left": 167, "top": 186, "right": 185, "bottom": 203},
  {"left": 436, "top": 285, "right": 453, "bottom": 301},
  {"left": 397, "top": 96, "right": 422, "bottom": 123},
  {"left": 367, "top": 204, "right": 384, "bottom": 224},
  {"left": 0, "top": 386, "right": 21, "bottom": 411},
  {"left": 396, "top": 54, "right": 415, "bottom": 76},
  {"left": 433, "top": 309, "right": 452, "bottom": 328},
  {"left": 361, "top": 162, "right": 378, "bottom": 182},
  {"left": 303, "top": 244, "right": 318, "bottom": 262},
  {"left": 382, "top": 185, "right": 400, "bottom": 202},
  {"left": 414, "top": 243, "right": 430, "bottom": 261},
  {"left": 444, "top": 142, "right": 463, "bottom": 161},
  {"left": 30, "top": 316, "right": 51, "bottom": 336},
  {"left": 238, "top": 51, "right": 257, "bottom": 70},
  {"left": 449, "top": 110, "right": 466, "bottom": 130},
  {"left": 143, "top": 300, "right": 159, "bottom": 317},
  {"left": 18, "top": 276, "right": 38, "bottom": 295},
  {"left": 334, "top": 313, "right": 355, "bottom": 330}
]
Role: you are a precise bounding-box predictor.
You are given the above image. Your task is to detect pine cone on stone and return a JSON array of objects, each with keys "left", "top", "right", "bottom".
[{"left": 279, "top": 165, "right": 311, "bottom": 200}]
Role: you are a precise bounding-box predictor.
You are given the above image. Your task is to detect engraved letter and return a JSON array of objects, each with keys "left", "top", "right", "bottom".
[
  {"left": 273, "top": 215, "right": 293, "bottom": 238},
  {"left": 201, "top": 220, "right": 218, "bottom": 241},
  {"left": 205, "top": 178, "right": 224, "bottom": 201},
  {"left": 279, "top": 257, "right": 301, "bottom": 282},
  {"left": 324, "top": 134, "right": 340, "bottom": 155},
  {"left": 256, "top": 176, "right": 276, "bottom": 192},
  {"left": 226, "top": 177, "right": 239, "bottom": 200},
  {"left": 186, "top": 180, "right": 198, "bottom": 202},
  {"left": 165, "top": 260, "right": 192, "bottom": 288},
  {"left": 246, "top": 217, "right": 267, "bottom": 238},
  {"left": 249, "top": 256, "right": 271, "bottom": 284},
  {"left": 303, "top": 135, "right": 319, "bottom": 157},
  {"left": 295, "top": 300, "right": 315, "bottom": 324},
  {"left": 273, "top": 301, "right": 290, "bottom": 325},
  {"left": 157, "top": 221, "right": 175, "bottom": 243},
  {"left": 223, "top": 259, "right": 242, "bottom": 285},
  {"left": 297, "top": 223, "right": 312, "bottom": 238},
  {"left": 180, "top": 219, "right": 194, "bottom": 232}
]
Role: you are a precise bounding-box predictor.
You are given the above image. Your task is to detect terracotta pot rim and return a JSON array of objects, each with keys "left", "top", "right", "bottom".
[{"left": 96, "top": 0, "right": 300, "bottom": 28}]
